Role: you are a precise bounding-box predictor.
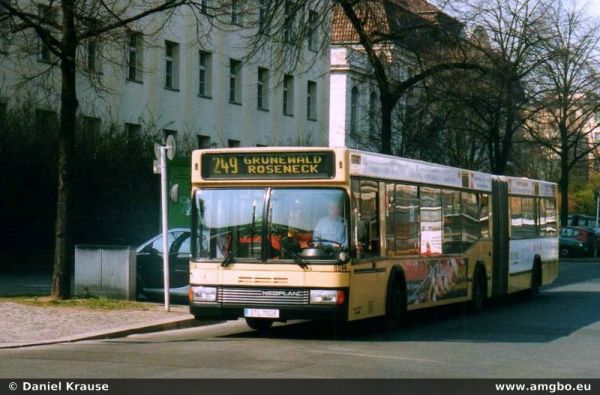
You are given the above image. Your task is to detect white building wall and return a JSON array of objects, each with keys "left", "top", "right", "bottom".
[
  {"left": 0, "top": 6, "right": 331, "bottom": 150},
  {"left": 328, "top": 45, "right": 414, "bottom": 153},
  {"left": 328, "top": 46, "right": 375, "bottom": 150},
  {"left": 329, "top": 71, "right": 348, "bottom": 147}
]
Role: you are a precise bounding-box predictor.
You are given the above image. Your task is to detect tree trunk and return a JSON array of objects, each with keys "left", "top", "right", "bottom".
[
  {"left": 559, "top": 154, "right": 570, "bottom": 227},
  {"left": 559, "top": 124, "right": 571, "bottom": 227},
  {"left": 51, "top": 0, "right": 78, "bottom": 299},
  {"left": 380, "top": 94, "right": 393, "bottom": 155},
  {"left": 494, "top": 142, "right": 509, "bottom": 175}
]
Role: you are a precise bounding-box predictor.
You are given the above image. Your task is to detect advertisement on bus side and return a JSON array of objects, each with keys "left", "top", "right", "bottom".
[{"left": 402, "top": 258, "right": 468, "bottom": 304}]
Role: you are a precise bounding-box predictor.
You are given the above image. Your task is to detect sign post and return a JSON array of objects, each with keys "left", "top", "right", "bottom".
[
  {"left": 155, "top": 136, "right": 176, "bottom": 311},
  {"left": 594, "top": 191, "right": 600, "bottom": 258}
]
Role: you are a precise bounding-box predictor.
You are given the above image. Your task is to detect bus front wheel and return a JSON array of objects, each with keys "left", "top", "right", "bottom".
[
  {"left": 385, "top": 276, "right": 407, "bottom": 330},
  {"left": 245, "top": 318, "right": 274, "bottom": 332}
]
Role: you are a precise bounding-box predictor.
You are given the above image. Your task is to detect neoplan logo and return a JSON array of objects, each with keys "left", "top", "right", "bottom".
[{"left": 261, "top": 290, "right": 302, "bottom": 297}]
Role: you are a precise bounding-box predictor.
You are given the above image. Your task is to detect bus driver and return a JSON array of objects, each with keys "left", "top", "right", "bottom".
[{"left": 313, "top": 199, "right": 347, "bottom": 247}]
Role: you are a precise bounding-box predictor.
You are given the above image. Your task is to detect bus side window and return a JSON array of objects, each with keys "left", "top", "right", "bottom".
[
  {"left": 545, "top": 198, "right": 557, "bottom": 236},
  {"left": 352, "top": 179, "right": 380, "bottom": 256},
  {"left": 480, "top": 194, "right": 491, "bottom": 239},
  {"left": 510, "top": 196, "right": 523, "bottom": 239},
  {"left": 387, "top": 183, "right": 419, "bottom": 256},
  {"left": 420, "top": 187, "right": 442, "bottom": 256}
]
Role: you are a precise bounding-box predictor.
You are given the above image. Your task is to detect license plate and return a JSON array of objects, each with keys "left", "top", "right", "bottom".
[{"left": 244, "top": 308, "right": 280, "bottom": 318}]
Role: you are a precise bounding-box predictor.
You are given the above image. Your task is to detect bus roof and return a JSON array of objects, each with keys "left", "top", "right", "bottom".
[
  {"left": 348, "top": 149, "right": 493, "bottom": 192},
  {"left": 191, "top": 147, "right": 557, "bottom": 196}
]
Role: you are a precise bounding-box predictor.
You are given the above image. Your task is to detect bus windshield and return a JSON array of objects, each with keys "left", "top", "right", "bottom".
[{"left": 193, "top": 188, "right": 349, "bottom": 263}]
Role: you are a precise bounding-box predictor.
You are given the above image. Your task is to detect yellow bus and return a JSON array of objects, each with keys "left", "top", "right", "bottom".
[{"left": 188, "top": 147, "right": 558, "bottom": 331}]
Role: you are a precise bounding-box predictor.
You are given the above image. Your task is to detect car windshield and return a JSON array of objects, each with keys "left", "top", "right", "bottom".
[{"left": 192, "top": 188, "right": 349, "bottom": 262}]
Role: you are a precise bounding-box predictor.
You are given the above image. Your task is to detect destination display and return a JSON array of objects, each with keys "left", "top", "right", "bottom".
[{"left": 201, "top": 152, "right": 335, "bottom": 179}]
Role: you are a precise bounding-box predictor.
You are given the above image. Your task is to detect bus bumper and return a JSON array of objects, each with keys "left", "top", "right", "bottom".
[
  {"left": 190, "top": 303, "right": 347, "bottom": 322},
  {"left": 189, "top": 286, "right": 349, "bottom": 322}
]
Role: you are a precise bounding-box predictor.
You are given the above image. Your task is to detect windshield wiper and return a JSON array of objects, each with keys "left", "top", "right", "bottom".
[
  {"left": 286, "top": 249, "right": 308, "bottom": 269},
  {"left": 221, "top": 247, "right": 238, "bottom": 267}
]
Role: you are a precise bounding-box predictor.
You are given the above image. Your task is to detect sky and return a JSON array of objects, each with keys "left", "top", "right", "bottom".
[
  {"left": 577, "top": 0, "right": 600, "bottom": 16},
  {"left": 430, "top": 0, "right": 600, "bottom": 18}
]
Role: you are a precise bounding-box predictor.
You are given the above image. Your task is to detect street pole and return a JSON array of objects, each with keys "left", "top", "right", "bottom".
[
  {"left": 594, "top": 191, "right": 600, "bottom": 258},
  {"left": 160, "top": 146, "right": 170, "bottom": 312}
]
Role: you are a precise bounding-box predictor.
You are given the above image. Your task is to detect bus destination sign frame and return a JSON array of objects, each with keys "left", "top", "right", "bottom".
[{"left": 201, "top": 151, "right": 336, "bottom": 180}]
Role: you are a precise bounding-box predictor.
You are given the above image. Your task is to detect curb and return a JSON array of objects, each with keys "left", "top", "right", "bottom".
[{"left": 0, "top": 316, "right": 204, "bottom": 349}]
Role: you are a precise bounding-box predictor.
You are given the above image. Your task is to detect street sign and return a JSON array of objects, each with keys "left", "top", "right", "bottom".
[
  {"left": 154, "top": 143, "right": 161, "bottom": 160},
  {"left": 166, "top": 135, "right": 176, "bottom": 160}
]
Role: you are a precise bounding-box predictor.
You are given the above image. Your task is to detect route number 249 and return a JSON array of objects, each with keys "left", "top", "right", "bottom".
[{"left": 212, "top": 157, "right": 239, "bottom": 174}]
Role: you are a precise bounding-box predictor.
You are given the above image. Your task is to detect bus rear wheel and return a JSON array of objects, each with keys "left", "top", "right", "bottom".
[
  {"left": 528, "top": 261, "right": 542, "bottom": 298},
  {"left": 468, "top": 267, "right": 486, "bottom": 314},
  {"left": 245, "top": 318, "right": 274, "bottom": 332}
]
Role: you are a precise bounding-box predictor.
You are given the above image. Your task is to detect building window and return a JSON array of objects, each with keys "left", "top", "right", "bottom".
[
  {"left": 284, "top": 1, "right": 294, "bottom": 43},
  {"left": 350, "top": 86, "right": 359, "bottom": 135},
  {"left": 308, "top": 10, "right": 319, "bottom": 52},
  {"left": 369, "top": 91, "right": 377, "bottom": 137},
  {"left": 38, "top": 5, "right": 57, "bottom": 63},
  {"left": 257, "top": 67, "right": 269, "bottom": 110},
  {"left": 0, "top": 4, "right": 9, "bottom": 54},
  {"left": 229, "top": 59, "right": 242, "bottom": 104},
  {"left": 83, "top": 116, "right": 101, "bottom": 135},
  {"left": 165, "top": 41, "right": 179, "bottom": 90},
  {"left": 85, "top": 39, "right": 101, "bottom": 73},
  {"left": 228, "top": 139, "right": 240, "bottom": 148},
  {"left": 307, "top": 80, "right": 317, "bottom": 120},
  {"left": 199, "top": 51, "right": 212, "bottom": 97},
  {"left": 0, "top": 102, "right": 7, "bottom": 126},
  {"left": 283, "top": 74, "right": 294, "bottom": 116},
  {"left": 258, "top": 0, "right": 268, "bottom": 34},
  {"left": 127, "top": 32, "right": 143, "bottom": 82},
  {"left": 231, "top": 0, "right": 242, "bottom": 26},
  {"left": 197, "top": 134, "right": 211, "bottom": 149},
  {"left": 201, "top": 0, "right": 210, "bottom": 15},
  {"left": 81, "top": 19, "right": 101, "bottom": 73},
  {"left": 125, "top": 123, "right": 141, "bottom": 140},
  {"left": 35, "top": 109, "right": 57, "bottom": 132}
]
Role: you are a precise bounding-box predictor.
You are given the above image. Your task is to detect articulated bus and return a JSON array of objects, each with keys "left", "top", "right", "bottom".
[{"left": 188, "top": 147, "right": 558, "bottom": 331}]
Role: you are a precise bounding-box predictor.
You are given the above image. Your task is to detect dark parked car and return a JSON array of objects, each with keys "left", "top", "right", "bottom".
[
  {"left": 567, "top": 214, "right": 600, "bottom": 231},
  {"left": 559, "top": 236, "right": 588, "bottom": 258},
  {"left": 136, "top": 228, "right": 191, "bottom": 302},
  {"left": 559, "top": 226, "right": 597, "bottom": 257}
]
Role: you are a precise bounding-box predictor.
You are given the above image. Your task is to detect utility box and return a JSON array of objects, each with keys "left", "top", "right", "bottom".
[{"left": 74, "top": 245, "right": 136, "bottom": 300}]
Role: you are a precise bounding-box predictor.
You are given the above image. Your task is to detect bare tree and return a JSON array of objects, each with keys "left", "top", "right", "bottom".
[
  {"left": 0, "top": 0, "right": 213, "bottom": 298},
  {"left": 439, "top": 0, "right": 553, "bottom": 175},
  {"left": 525, "top": 0, "right": 600, "bottom": 224},
  {"left": 406, "top": 66, "right": 490, "bottom": 170},
  {"left": 328, "top": 0, "right": 486, "bottom": 155},
  {"left": 0, "top": 0, "right": 332, "bottom": 298}
]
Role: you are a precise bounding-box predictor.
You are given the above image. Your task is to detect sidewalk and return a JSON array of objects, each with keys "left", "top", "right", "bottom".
[{"left": 0, "top": 273, "right": 200, "bottom": 349}]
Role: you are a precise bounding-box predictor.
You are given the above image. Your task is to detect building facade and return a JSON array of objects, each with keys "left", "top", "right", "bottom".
[
  {"left": 0, "top": 2, "right": 331, "bottom": 150},
  {"left": 327, "top": 0, "right": 445, "bottom": 153}
]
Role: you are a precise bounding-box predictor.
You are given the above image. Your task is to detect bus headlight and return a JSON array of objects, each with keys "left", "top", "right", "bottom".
[
  {"left": 191, "top": 286, "right": 217, "bottom": 302},
  {"left": 310, "top": 289, "right": 344, "bottom": 304}
]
